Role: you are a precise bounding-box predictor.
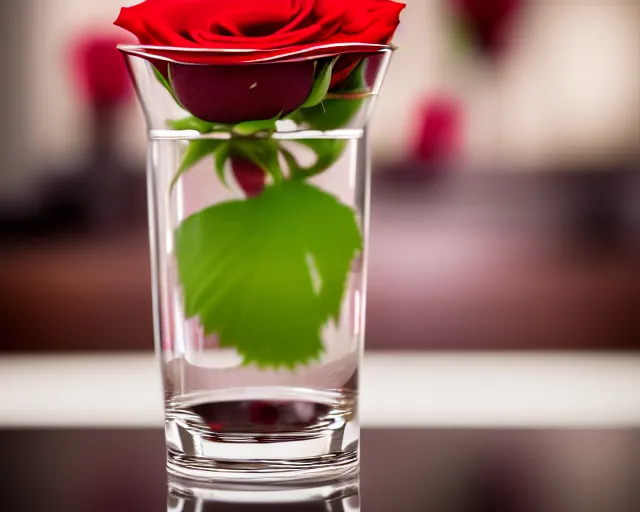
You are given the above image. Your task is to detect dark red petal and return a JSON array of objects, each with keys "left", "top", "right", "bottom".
[
  {"left": 231, "top": 157, "right": 267, "bottom": 198},
  {"left": 169, "top": 60, "right": 315, "bottom": 124}
]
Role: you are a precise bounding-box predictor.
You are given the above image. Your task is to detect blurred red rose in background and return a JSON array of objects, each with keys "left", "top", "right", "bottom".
[
  {"left": 450, "top": 0, "right": 524, "bottom": 58},
  {"left": 413, "top": 95, "right": 464, "bottom": 163},
  {"left": 72, "top": 33, "right": 133, "bottom": 110}
]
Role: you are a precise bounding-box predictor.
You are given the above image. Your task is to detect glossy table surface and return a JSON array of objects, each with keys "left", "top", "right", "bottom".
[
  {"left": 3, "top": 353, "right": 640, "bottom": 429},
  {"left": 1, "top": 428, "right": 638, "bottom": 512}
]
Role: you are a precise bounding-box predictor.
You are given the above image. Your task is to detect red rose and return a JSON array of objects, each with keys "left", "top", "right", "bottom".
[
  {"left": 413, "top": 95, "right": 463, "bottom": 162},
  {"left": 450, "top": 0, "right": 524, "bottom": 58},
  {"left": 72, "top": 34, "right": 133, "bottom": 110},
  {"left": 115, "top": 0, "right": 404, "bottom": 123},
  {"left": 115, "top": 0, "right": 404, "bottom": 58},
  {"left": 169, "top": 60, "right": 316, "bottom": 124}
]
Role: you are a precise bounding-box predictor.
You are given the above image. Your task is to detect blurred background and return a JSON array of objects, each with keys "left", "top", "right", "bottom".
[{"left": 0, "top": 0, "right": 639, "bottom": 352}]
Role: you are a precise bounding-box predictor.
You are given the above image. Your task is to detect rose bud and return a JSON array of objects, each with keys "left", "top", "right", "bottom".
[
  {"left": 231, "top": 156, "right": 267, "bottom": 198},
  {"left": 169, "top": 60, "right": 315, "bottom": 125}
]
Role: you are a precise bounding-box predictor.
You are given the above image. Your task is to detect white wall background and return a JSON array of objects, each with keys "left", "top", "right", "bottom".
[{"left": 4, "top": 0, "right": 639, "bottom": 198}]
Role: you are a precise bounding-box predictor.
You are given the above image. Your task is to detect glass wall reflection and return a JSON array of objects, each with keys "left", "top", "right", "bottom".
[{"left": 167, "top": 478, "right": 360, "bottom": 512}]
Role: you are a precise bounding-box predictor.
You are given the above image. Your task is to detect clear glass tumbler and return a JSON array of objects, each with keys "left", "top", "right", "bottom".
[{"left": 121, "top": 45, "right": 393, "bottom": 483}]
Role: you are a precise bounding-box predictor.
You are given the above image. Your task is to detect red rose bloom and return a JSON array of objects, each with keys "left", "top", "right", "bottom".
[
  {"left": 115, "top": 0, "right": 404, "bottom": 59},
  {"left": 115, "top": 0, "right": 404, "bottom": 124}
]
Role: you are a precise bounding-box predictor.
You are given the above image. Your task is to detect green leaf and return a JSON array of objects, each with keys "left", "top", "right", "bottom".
[
  {"left": 170, "top": 139, "right": 224, "bottom": 192},
  {"left": 174, "top": 180, "right": 363, "bottom": 368},
  {"left": 167, "top": 116, "right": 218, "bottom": 133},
  {"left": 300, "top": 98, "right": 364, "bottom": 131},
  {"left": 283, "top": 139, "right": 348, "bottom": 178},
  {"left": 299, "top": 60, "right": 369, "bottom": 131},
  {"left": 154, "top": 66, "right": 182, "bottom": 107},
  {"left": 233, "top": 113, "right": 280, "bottom": 136},
  {"left": 336, "top": 59, "right": 369, "bottom": 93},
  {"left": 300, "top": 57, "right": 339, "bottom": 109},
  {"left": 215, "top": 143, "right": 231, "bottom": 186},
  {"left": 231, "top": 139, "right": 283, "bottom": 182}
]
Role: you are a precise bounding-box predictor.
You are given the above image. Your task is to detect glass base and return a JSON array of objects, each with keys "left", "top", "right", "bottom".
[
  {"left": 164, "top": 387, "right": 359, "bottom": 483},
  {"left": 167, "top": 474, "right": 361, "bottom": 509}
]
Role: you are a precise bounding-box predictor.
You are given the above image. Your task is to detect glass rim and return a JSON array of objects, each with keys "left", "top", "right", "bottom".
[{"left": 118, "top": 42, "right": 396, "bottom": 64}]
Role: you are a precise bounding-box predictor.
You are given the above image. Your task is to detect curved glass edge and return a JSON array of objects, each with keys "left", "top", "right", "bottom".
[
  {"left": 118, "top": 42, "right": 395, "bottom": 65},
  {"left": 123, "top": 48, "right": 394, "bottom": 134},
  {"left": 168, "top": 475, "right": 360, "bottom": 504}
]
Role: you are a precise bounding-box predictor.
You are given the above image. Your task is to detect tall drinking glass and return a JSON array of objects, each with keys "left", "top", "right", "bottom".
[{"left": 121, "top": 45, "right": 393, "bottom": 483}]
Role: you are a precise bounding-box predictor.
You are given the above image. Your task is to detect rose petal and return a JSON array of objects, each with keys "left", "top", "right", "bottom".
[
  {"left": 169, "top": 60, "right": 316, "bottom": 124},
  {"left": 115, "top": 0, "right": 405, "bottom": 54}
]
